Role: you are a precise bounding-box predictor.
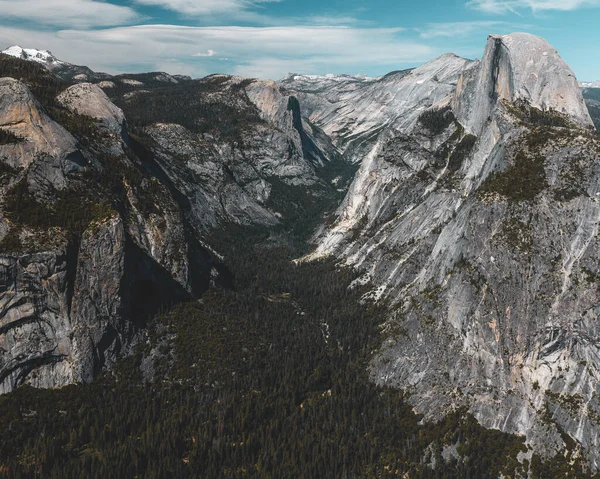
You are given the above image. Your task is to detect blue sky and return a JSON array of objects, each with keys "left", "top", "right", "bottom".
[{"left": 0, "top": 0, "right": 599, "bottom": 80}]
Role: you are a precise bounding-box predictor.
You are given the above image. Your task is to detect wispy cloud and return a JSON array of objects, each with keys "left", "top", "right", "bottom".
[
  {"left": 418, "top": 21, "right": 507, "bottom": 39},
  {"left": 133, "top": 0, "right": 281, "bottom": 17},
  {"left": 0, "top": 24, "right": 434, "bottom": 79},
  {"left": 193, "top": 49, "right": 216, "bottom": 57},
  {"left": 467, "top": 0, "right": 600, "bottom": 13},
  {"left": 308, "top": 15, "right": 362, "bottom": 25},
  {"left": 0, "top": 0, "right": 139, "bottom": 28}
]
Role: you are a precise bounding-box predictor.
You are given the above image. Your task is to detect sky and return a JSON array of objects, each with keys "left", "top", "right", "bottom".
[{"left": 0, "top": 0, "right": 599, "bottom": 81}]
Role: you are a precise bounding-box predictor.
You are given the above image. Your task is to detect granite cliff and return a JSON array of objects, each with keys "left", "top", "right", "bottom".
[{"left": 307, "top": 33, "right": 600, "bottom": 468}]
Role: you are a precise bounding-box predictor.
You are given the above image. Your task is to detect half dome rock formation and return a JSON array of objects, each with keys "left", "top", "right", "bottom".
[
  {"left": 454, "top": 33, "right": 593, "bottom": 136},
  {"left": 309, "top": 33, "right": 600, "bottom": 468}
]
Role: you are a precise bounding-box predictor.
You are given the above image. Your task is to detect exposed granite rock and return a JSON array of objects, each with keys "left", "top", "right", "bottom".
[
  {"left": 0, "top": 247, "right": 74, "bottom": 393},
  {"left": 0, "top": 72, "right": 213, "bottom": 392},
  {"left": 281, "top": 54, "right": 473, "bottom": 164},
  {"left": 134, "top": 77, "right": 341, "bottom": 231},
  {"left": 0, "top": 77, "right": 81, "bottom": 190},
  {"left": 70, "top": 215, "right": 128, "bottom": 383},
  {"left": 309, "top": 33, "right": 600, "bottom": 468},
  {"left": 454, "top": 33, "right": 593, "bottom": 136},
  {"left": 58, "top": 82, "right": 127, "bottom": 137}
]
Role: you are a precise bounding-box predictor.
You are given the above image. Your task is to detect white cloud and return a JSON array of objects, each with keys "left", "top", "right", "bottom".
[
  {"left": 0, "top": 24, "right": 433, "bottom": 79},
  {"left": 133, "top": 0, "right": 281, "bottom": 17},
  {"left": 0, "top": 0, "right": 139, "bottom": 28},
  {"left": 418, "top": 21, "right": 507, "bottom": 39},
  {"left": 467, "top": 0, "right": 600, "bottom": 13},
  {"left": 308, "top": 15, "right": 361, "bottom": 25},
  {"left": 193, "top": 49, "right": 216, "bottom": 57}
]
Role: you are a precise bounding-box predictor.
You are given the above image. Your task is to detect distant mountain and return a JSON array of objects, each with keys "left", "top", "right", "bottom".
[
  {"left": 1, "top": 45, "right": 192, "bottom": 85},
  {"left": 2, "top": 45, "right": 64, "bottom": 67},
  {"left": 1, "top": 45, "right": 112, "bottom": 82},
  {"left": 580, "top": 80, "right": 600, "bottom": 88}
]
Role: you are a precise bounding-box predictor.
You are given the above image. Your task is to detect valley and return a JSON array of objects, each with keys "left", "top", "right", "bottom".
[{"left": 1, "top": 32, "right": 600, "bottom": 477}]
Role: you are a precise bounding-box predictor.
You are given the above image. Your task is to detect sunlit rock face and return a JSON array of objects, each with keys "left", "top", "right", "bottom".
[
  {"left": 309, "top": 33, "right": 600, "bottom": 468},
  {"left": 58, "top": 83, "right": 127, "bottom": 137},
  {"left": 281, "top": 54, "right": 473, "bottom": 164},
  {"left": 454, "top": 33, "right": 593, "bottom": 136},
  {"left": 0, "top": 77, "right": 81, "bottom": 190}
]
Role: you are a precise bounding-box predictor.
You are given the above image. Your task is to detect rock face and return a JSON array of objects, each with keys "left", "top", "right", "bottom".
[
  {"left": 123, "top": 75, "right": 341, "bottom": 232},
  {"left": 0, "top": 248, "right": 74, "bottom": 393},
  {"left": 58, "top": 83, "right": 127, "bottom": 137},
  {"left": 309, "top": 33, "right": 600, "bottom": 468},
  {"left": 281, "top": 54, "right": 473, "bottom": 163},
  {"left": 0, "top": 73, "right": 211, "bottom": 392},
  {"left": 454, "top": 33, "right": 593, "bottom": 135},
  {"left": 0, "top": 77, "right": 81, "bottom": 189}
]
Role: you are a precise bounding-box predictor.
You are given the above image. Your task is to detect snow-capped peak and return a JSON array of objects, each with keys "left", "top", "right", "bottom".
[
  {"left": 2, "top": 45, "right": 64, "bottom": 66},
  {"left": 282, "top": 72, "right": 376, "bottom": 83},
  {"left": 580, "top": 80, "right": 600, "bottom": 89}
]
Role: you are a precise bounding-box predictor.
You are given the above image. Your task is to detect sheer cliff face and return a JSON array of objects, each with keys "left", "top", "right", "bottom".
[
  {"left": 0, "top": 79, "right": 203, "bottom": 392},
  {"left": 454, "top": 33, "right": 593, "bottom": 136},
  {"left": 311, "top": 34, "right": 600, "bottom": 467},
  {"left": 282, "top": 54, "right": 473, "bottom": 164}
]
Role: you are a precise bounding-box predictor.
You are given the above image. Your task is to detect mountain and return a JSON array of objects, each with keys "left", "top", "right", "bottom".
[
  {"left": 2, "top": 46, "right": 63, "bottom": 67},
  {"left": 1, "top": 33, "right": 600, "bottom": 476},
  {"left": 582, "top": 86, "right": 600, "bottom": 129},
  {"left": 1, "top": 45, "right": 190, "bottom": 86},
  {"left": 0, "top": 53, "right": 346, "bottom": 394},
  {"left": 281, "top": 54, "right": 473, "bottom": 165},
  {"left": 581, "top": 80, "right": 600, "bottom": 88},
  {"left": 309, "top": 32, "right": 600, "bottom": 468},
  {"left": 1, "top": 45, "right": 113, "bottom": 83}
]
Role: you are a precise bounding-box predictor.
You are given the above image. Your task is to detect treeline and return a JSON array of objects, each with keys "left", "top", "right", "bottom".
[{"left": 0, "top": 129, "right": 23, "bottom": 145}]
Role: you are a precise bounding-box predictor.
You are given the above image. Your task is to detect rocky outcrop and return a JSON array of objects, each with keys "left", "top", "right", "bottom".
[
  {"left": 0, "top": 247, "right": 74, "bottom": 393},
  {"left": 0, "top": 72, "right": 214, "bottom": 392},
  {"left": 454, "top": 33, "right": 593, "bottom": 136},
  {"left": 0, "top": 77, "right": 81, "bottom": 189},
  {"left": 58, "top": 83, "right": 127, "bottom": 138},
  {"left": 309, "top": 33, "right": 600, "bottom": 468},
  {"left": 70, "top": 215, "right": 127, "bottom": 383},
  {"left": 143, "top": 122, "right": 280, "bottom": 230},
  {"left": 0, "top": 211, "right": 196, "bottom": 392},
  {"left": 132, "top": 76, "right": 342, "bottom": 232},
  {"left": 281, "top": 54, "right": 473, "bottom": 163}
]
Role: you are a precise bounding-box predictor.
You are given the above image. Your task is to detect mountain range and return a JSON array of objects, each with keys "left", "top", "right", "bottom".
[{"left": 1, "top": 33, "right": 600, "bottom": 476}]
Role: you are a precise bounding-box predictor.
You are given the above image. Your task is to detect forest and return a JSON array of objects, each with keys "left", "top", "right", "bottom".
[{"left": 0, "top": 225, "right": 595, "bottom": 478}]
